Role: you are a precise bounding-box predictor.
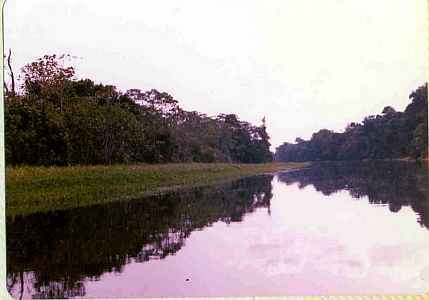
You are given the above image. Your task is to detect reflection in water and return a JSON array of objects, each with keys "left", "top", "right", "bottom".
[
  {"left": 6, "top": 161, "right": 429, "bottom": 298},
  {"left": 7, "top": 175, "right": 273, "bottom": 299},
  {"left": 278, "top": 161, "right": 429, "bottom": 229}
]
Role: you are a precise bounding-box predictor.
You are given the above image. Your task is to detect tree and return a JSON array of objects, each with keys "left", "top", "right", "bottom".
[
  {"left": 275, "top": 83, "right": 428, "bottom": 162},
  {"left": 21, "top": 54, "right": 75, "bottom": 111},
  {"left": 4, "top": 48, "right": 16, "bottom": 97},
  {"left": 5, "top": 55, "right": 275, "bottom": 166},
  {"left": 382, "top": 106, "right": 396, "bottom": 115}
]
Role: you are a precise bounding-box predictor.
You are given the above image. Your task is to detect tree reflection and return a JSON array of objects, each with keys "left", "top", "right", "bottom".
[
  {"left": 7, "top": 175, "right": 273, "bottom": 299},
  {"left": 278, "top": 161, "right": 429, "bottom": 228}
]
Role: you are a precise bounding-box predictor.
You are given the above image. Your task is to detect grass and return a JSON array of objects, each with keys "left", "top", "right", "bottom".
[{"left": 6, "top": 162, "right": 309, "bottom": 217}]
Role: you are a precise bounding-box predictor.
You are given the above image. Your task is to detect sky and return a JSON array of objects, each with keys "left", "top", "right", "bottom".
[{"left": 4, "top": 0, "right": 428, "bottom": 149}]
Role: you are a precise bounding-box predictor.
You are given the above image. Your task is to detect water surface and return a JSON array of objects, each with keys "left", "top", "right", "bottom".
[{"left": 7, "top": 161, "right": 429, "bottom": 298}]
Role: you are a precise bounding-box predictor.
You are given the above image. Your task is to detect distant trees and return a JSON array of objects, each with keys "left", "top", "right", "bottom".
[
  {"left": 4, "top": 54, "right": 273, "bottom": 165},
  {"left": 275, "top": 84, "right": 428, "bottom": 162}
]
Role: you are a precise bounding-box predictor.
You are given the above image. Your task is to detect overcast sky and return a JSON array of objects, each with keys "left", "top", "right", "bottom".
[{"left": 5, "top": 0, "right": 427, "bottom": 149}]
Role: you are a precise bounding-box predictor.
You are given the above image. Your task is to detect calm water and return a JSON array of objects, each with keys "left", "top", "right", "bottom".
[{"left": 7, "top": 161, "right": 429, "bottom": 298}]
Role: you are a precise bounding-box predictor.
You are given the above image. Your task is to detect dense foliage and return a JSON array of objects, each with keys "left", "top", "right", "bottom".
[
  {"left": 275, "top": 84, "right": 428, "bottom": 161},
  {"left": 4, "top": 55, "right": 272, "bottom": 165}
]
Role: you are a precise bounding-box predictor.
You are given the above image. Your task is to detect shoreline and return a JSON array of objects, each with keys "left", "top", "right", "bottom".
[{"left": 6, "top": 162, "right": 309, "bottom": 217}]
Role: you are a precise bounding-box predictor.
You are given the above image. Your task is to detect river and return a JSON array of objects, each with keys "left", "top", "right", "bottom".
[{"left": 6, "top": 161, "right": 429, "bottom": 298}]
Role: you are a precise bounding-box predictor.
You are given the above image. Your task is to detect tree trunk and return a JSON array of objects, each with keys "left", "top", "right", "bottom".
[{"left": 7, "top": 48, "right": 15, "bottom": 96}]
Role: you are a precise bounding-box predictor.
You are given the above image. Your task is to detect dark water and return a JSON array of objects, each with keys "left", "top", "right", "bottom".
[{"left": 6, "top": 161, "right": 429, "bottom": 298}]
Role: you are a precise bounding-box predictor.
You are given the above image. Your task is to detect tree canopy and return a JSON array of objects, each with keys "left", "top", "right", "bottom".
[
  {"left": 4, "top": 54, "right": 273, "bottom": 165},
  {"left": 275, "top": 84, "right": 428, "bottom": 162}
]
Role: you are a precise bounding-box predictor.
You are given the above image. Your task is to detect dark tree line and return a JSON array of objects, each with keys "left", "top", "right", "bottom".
[
  {"left": 4, "top": 54, "right": 272, "bottom": 165},
  {"left": 275, "top": 84, "right": 428, "bottom": 162}
]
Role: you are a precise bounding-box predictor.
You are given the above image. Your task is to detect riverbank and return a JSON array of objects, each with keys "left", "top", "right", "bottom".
[{"left": 6, "top": 162, "right": 308, "bottom": 217}]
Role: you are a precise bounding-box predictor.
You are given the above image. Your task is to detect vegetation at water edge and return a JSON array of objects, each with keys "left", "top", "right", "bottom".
[
  {"left": 275, "top": 84, "right": 428, "bottom": 162},
  {"left": 4, "top": 54, "right": 272, "bottom": 166},
  {"left": 6, "top": 162, "right": 307, "bottom": 216}
]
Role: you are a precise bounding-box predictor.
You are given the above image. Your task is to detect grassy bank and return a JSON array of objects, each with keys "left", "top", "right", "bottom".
[{"left": 6, "top": 162, "right": 308, "bottom": 217}]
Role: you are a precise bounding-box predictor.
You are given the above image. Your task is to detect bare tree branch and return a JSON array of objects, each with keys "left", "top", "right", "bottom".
[{"left": 7, "top": 48, "right": 15, "bottom": 96}]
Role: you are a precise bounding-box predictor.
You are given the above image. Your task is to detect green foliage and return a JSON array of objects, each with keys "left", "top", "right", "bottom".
[
  {"left": 275, "top": 84, "right": 428, "bottom": 162},
  {"left": 5, "top": 55, "right": 273, "bottom": 165},
  {"left": 5, "top": 101, "right": 67, "bottom": 165},
  {"left": 6, "top": 162, "right": 306, "bottom": 216}
]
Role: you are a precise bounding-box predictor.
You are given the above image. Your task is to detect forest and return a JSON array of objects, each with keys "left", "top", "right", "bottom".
[
  {"left": 275, "top": 84, "right": 428, "bottom": 162},
  {"left": 4, "top": 54, "right": 272, "bottom": 165},
  {"left": 4, "top": 54, "right": 427, "bottom": 165}
]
